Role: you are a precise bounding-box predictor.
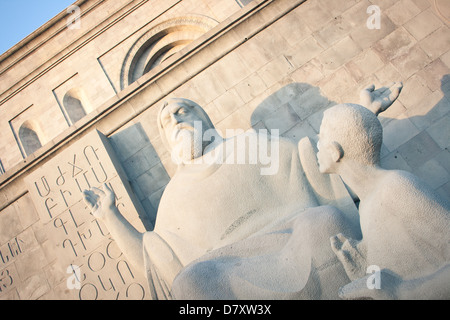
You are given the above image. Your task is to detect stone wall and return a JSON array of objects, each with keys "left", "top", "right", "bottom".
[{"left": 0, "top": 0, "right": 449, "bottom": 300}]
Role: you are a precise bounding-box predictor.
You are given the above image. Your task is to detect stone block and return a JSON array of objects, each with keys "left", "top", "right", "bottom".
[
  {"left": 426, "top": 114, "right": 450, "bottom": 149},
  {"left": 382, "top": 116, "right": 421, "bottom": 152},
  {"left": 407, "top": 90, "right": 449, "bottom": 130},
  {"left": 381, "top": 150, "right": 412, "bottom": 172},
  {"left": 136, "top": 162, "right": 171, "bottom": 199},
  {"left": 318, "top": 67, "right": 357, "bottom": 102},
  {"left": 410, "top": 0, "right": 431, "bottom": 10},
  {"left": 317, "top": 0, "right": 360, "bottom": 17},
  {"left": 122, "top": 151, "right": 152, "bottom": 181},
  {"left": 210, "top": 52, "right": 252, "bottom": 91},
  {"left": 234, "top": 73, "right": 268, "bottom": 104},
  {"left": 213, "top": 88, "right": 245, "bottom": 119},
  {"left": 110, "top": 123, "right": 150, "bottom": 162},
  {"left": 14, "top": 194, "right": 39, "bottom": 230},
  {"left": 215, "top": 103, "right": 254, "bottom": 134},
  {"left": 287, "top": 36, "right": 325, "bottom": 69},
  {"left": 415, "top": 157, "right": 450, "bottom": 190},
  {"left": 290, "top": 62, "right": 325, "bottom": 85},
  {"left": 0, "top": 204, "right": 24, "bottom": 246},
  {"left": 398, "top": 74, "right": 432, "bottom": 109},
  {"left": 404, "top": 9, "right": 443, "bottom": 41},
  {"left": 190, "top": 69, "right": 227, "bottom": 104},
  {"left": 289, "top": 85, "right": 334, "bottom": 120},
  {"left": 397, "top": 130, "right": 442, "bottom": 168},
  {"left": 262, "top": 103, "right": 300, "bottom": 135},
  {"left": 391, "top": 44, "right": 431, "bottom": 78},
  {"left": 416, "top": 58, "right": 450, "bottom": 91},
  {"left": 347, "top": 10, "right": 396, "bottom": 50},
  {"left": 0, "top": 263, "right": 20, "bottom": 299},
  {"left": 293, "top": 0, "right": 333, "bottom": 32},
  {"left": 373, "top": 27, "right": 417, "bottom": 61},
  {"left": 346, "top": 48, "right": 385, "bottom": 82},
  {"left": 269, "top": 8, "right": 311, "bottom": 47},
  {"left": 14, "top": 246, "right": 48, "bottom": 282},
  {"left": 312, "top": 36, "right": 362, "bottom": 75},
  {"left": 370, "top": 0, "right": 402, "bottom": 10},
  {"left": 282, "top": 120, "right": 318, "bottom": 144},
  {"left": 17, "top": 272, "right": 50, "bottom": 300},
  {"left": 127, "top": 82, "right": 164, "bottom": 115},
  {"left": 385, "top": 0, "right": 421, "bottom": 26},
  {"left": 419, "top": 26, "right": 450, "bottom": 59},
  {"left": 257, "top": 55, "right": 295, "bottom": 88},
  {"left": 441, "top": 50, "right": 450, "bottom": 69},
  {"left": 374, "top": 63, "right": 403, "bottom": 86},
  {"left": 313, "top": 15, "right": 353, "bottom": 49},
  {"left": 436, "top": 181, "right": 450, "bottom": 202}
]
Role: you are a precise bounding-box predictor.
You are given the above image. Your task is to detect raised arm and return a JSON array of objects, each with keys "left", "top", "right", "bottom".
[
  {"left": 83, "top": 184, "right": 145, "bottom": 274},
  {"left": 360, "top": 82, "right": 403, "bottom": 116}
]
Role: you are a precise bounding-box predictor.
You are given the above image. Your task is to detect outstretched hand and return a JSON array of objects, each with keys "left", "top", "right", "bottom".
[
  {"left": 83, "top": 183, "right": 116, "bottom": 219},
  {"left": 330, "top": 233, "right": 367, "bottom": 281},
  {"left": 360, "top": 82, "right": 403, "bottom": 116}
]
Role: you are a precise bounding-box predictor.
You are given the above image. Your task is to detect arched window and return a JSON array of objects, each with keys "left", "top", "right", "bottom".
[
  {"left": 19, "top": 120, "right": 42, "bottom": 157},
  {"left": 63, "top": 88, "right": 90, "bottom": 125},
  {"left": 121, "top": 16, "right": 218, "bottom": 90}
]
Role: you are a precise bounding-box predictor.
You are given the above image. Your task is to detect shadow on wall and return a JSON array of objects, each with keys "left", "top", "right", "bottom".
[
  {"left": 109, "top": 122, "right": 170, "bottom": 230},
  {"left": 250, "top": 77, "right": 450, "bottom": 202},
  {"left": 250, "top": 82, "right": 335, "bottom": 145}
]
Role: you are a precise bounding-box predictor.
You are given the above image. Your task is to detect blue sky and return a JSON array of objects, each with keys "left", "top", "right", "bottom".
[{"left": 0, "top": 0, "right": 75, "bottom": 55}]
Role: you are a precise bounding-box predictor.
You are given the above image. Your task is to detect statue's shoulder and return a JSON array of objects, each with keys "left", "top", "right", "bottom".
[{"left": 379, "top": 169, "right": 450, "bottom": 213}]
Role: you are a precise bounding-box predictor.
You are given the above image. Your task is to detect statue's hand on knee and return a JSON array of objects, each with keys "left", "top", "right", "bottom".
[
  {"left": 360, "top": 82, "right": 403, "bottom": 116},
  {"left": 331, "top": 233, "right": 367, "bottom": 281},
  {"left": 83, "top": 183, "right": 116, "bottom": 219}
]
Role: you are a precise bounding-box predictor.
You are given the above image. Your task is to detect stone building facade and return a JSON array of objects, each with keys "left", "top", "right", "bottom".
[{"left": 0, "top": 0, "right": 449, "bottom": 300}]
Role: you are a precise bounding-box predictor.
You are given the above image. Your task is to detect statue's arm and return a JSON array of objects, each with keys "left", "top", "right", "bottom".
[{"left": 83, "top": 184, "right": 145, "bottom": 274}]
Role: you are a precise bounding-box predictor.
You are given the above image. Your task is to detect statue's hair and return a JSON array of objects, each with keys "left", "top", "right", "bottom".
[
  {"left": 157, "top": 98, "right": 215, "bottom": 152},
  {"left": 321, "top": 103, "right": 383, "bottom": 165}
]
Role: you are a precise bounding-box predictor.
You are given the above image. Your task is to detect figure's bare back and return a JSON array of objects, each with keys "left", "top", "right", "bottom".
[{"left": 358, "top": 170, "right": 450, "bottom": 279}]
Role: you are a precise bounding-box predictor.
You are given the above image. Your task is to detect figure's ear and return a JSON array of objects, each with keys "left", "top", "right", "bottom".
[{"left": 329, "top": 141, "right": 344, "bottom": 163}]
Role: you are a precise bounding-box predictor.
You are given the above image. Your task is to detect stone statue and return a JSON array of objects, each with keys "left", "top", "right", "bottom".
[
  {"left": 83, "top": 83, "right": 408, "bottom": 300},
  {"left": 317, "top": 103, "right": 450, "bottom": 299}
]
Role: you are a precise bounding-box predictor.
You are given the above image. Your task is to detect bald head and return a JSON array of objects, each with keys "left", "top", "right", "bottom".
[{"left": 318, "top": 104, "right": 383, "bottom": 171}]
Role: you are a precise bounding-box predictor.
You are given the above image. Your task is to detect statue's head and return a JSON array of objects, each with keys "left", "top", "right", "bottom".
[
  {"left": 157, "top": 98, "right": 217, "bottom": 163},
  {"left": 317, "top": 103, "right": 383, "bottom": 174}
]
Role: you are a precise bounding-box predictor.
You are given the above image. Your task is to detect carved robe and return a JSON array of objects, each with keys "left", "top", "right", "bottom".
[{"left": 143, "top": 132, "right": 359, "bottom": 299}]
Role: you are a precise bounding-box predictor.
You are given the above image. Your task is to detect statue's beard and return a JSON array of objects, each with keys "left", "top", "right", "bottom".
[{"left": 170, "top": 127, "right": 204, "bottom": 164}]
